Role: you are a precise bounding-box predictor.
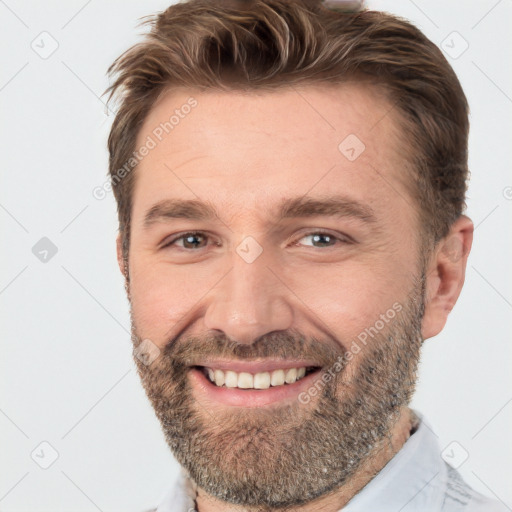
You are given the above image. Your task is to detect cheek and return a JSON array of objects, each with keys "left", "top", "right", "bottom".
[
  {"left": 294, "top": 262, "right": 410, "bottom": 379},
  {"left": 129, "top": 287, "right": 175, "bottom": 348},
  {"left": 129, "top": 258, "right": 223, "bottom": 346},
  {"left": 285, "top": 257, "right": 406, "bottom": 335}
]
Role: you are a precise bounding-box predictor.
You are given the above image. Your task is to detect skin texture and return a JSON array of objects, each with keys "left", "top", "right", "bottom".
[{"left": 117, "top": 84, "right": 474, "bottom": 511}]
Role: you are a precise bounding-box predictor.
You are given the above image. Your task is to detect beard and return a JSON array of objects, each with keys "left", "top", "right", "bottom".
[{"left": 129, "top": 272, "right": 426, "bottom": 511}]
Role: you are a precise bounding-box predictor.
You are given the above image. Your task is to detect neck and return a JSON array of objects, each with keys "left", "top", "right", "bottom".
[{"left": 195, "top": 406, "right": 417, "bottom": 512}]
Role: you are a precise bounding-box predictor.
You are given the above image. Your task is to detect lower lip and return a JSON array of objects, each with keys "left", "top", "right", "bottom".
[{"left": 188, "top": 367, "right": 323, "bottom": 407}]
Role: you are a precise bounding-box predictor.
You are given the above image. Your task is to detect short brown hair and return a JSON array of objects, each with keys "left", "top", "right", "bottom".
[{"left": 104, "top": 0, "right": 469, "bottom": 267}]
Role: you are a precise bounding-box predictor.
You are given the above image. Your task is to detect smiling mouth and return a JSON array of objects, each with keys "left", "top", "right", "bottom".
[{"left": 194, "top": 365, "right": 321, "bottom": 390}]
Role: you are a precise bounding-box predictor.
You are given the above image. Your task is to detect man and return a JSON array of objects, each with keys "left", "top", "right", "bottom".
[{"left": 103, "top": 0, "right": 505, "bottom": 510}]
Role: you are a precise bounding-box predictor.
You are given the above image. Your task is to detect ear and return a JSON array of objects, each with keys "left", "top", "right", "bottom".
[
  {"left": 421, "top": 215, "right": 474, "bottom": 340},
  {"left": 116, "top": 233, "right": 127, "bottom": 279}
]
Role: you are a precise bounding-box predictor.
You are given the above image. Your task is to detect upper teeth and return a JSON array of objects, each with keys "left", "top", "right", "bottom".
[{"left": 205, "top": 367, "right": 308, "bottom": 389}]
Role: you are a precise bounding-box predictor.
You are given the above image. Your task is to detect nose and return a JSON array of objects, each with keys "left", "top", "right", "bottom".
[{"left": 203, "top": 252, "right": 294, "bottom": 345}]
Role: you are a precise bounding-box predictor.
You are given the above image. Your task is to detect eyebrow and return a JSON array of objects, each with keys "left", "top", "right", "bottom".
[{"left": 143, "top": 195, "right": 377, "bottom": 229}]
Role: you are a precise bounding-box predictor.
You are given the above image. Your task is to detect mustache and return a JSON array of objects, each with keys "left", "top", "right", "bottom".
[{"left": 157, "top": 328, "right": 345, "bottom": 369}]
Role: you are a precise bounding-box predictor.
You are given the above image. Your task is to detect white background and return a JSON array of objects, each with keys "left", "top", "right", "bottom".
[{"left": 1, "top": 0, "right": 511, "bottom": 510}]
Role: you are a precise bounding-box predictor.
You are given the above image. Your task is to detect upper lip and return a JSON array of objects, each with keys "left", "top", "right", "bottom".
[{"left": 191, "top": 359, "right": 321, "bottom": 373}]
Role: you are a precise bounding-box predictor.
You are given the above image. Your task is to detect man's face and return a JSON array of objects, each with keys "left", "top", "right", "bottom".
[{"left": 123, "top": 84, "right": 427, "bottom": 508}]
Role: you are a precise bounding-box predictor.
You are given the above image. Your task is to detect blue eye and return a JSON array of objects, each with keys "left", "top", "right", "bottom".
[
  {"left": 297, "top": 232, "right": 341, "bottom": 248},
  {"left": 162, "top": 231, "right": 210, "bottom": 250}
]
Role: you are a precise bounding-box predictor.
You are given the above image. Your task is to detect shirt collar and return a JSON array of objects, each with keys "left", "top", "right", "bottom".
[{"left": 342, "top": 411, "right": 447, "bottom": 511}]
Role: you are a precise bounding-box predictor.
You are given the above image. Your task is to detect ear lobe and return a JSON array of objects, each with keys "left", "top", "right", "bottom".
[{"left": 421, "top": 215, "right": 474, "bottom": 340}]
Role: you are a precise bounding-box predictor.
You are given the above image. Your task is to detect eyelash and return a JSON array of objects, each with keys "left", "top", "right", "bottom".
[{"left": 161, "top": 230, "right": 351, "bottom": 250}]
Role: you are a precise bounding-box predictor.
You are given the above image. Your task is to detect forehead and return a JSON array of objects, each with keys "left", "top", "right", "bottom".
[{"left": 131, "top": 83, "right": 414, "bottom": 227}]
